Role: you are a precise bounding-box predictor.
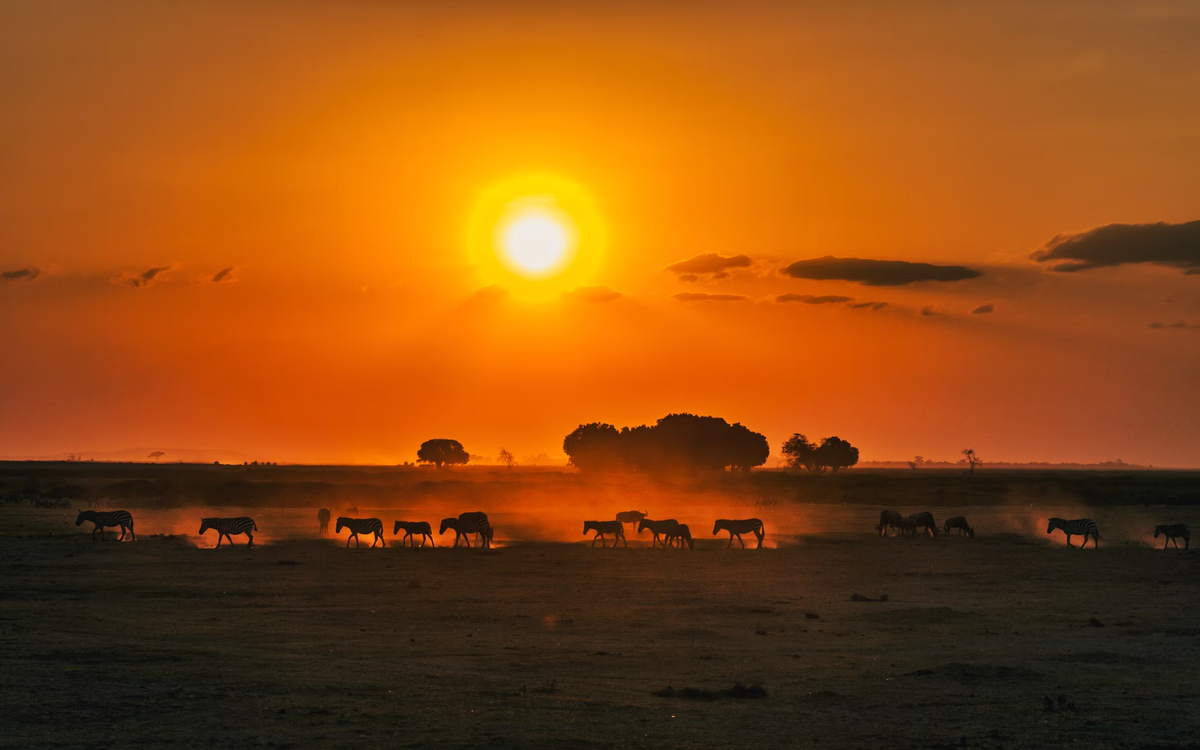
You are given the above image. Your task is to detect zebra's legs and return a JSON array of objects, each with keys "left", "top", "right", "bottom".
[
  {"left": 591, "top": 533, "right": 602, "bottom": 547},
  {"left": 128, "top": 524, "right": 136, "bottom": 542},
  {"left": 246, "top": 532, "right": 254, "bottom": 548},
  {"left": 755, "top": 530, "right": 764, "bottom": 549},
  {"left": 1065, "top": 534, "right": 1073, "bottom": 548},
  {"left": 737, "top": 533, "right": 746, "bottom": 549},
  {"left": 346, "top": 534, "right": 353, "bottom": 548},
  {"left": 215, "top": 533, "right": 224, "bottom": 548}
]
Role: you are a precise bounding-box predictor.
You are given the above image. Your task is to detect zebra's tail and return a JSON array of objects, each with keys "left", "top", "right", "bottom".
[{"left": 252, "top": 521, "right": 259, "bottom": 531}]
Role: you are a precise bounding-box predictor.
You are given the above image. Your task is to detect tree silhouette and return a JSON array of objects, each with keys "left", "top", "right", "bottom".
[
  {"left": 563, "top": 414, "right": 769, "bottom": 473},
  {"left": 498, "top": 448, "right": 515, "bottom": 470},
  {"left": 147, "top": 451, "right": 164, "bottom": 462},
  {"left": 563, "top": 423, "right": 625, "bottom": 471},
  {"left": 962, "top": 448, "right": 982, "bottom": 473},
  {"left": 782, "top": 434, "right": 820, "bottom": 473},
  {"left": 417, "top": 439, "right": 469, "bottom": 470},
  {"left": 783, "top": 434, "right": 859, "bottom": 473}
]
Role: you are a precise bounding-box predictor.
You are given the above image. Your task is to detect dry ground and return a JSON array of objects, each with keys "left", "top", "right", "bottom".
[{"left": 2, "top": 506, "right": 1199, "bottom": 749}]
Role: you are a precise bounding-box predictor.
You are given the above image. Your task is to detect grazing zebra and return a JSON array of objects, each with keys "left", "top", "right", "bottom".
[
  {"left": 75, "top": 510, "right": 136, "bottom": 541},
  {"left": 1154, "top": 524, "right": 1190, "bottom": 550},
  {"left": 1046, "top": 518, "right": 1100, "bottom": 549},
  {"left": 199, "top": 517, "right": 257, "bottom": 548},
  {"left": 583, "top": 520, "right": 626, "bottom": 548},
  {"left": 943, "top": 516, "right": 974, "bottom": 538},
  {"left": 317, "top": 508, "right": 331, "bottom": 534},
  {"left": 877, "top": 509, "right": 904, "bottom": 536},
  {"left": 336, "top": 517, "right": 386, "bottom": 548},
  {"left": 665, "top": 523, "right": 694, "bottom": 550},
  {"left": 713, "top": 518, "right": 765, "bottom": 549},
  {"left": 393, "top": 520, "right": 435, "bottom": 548},
  {"left": 637, "top": 518, "right": 680, "bottom": 548},
  {"left": 615, "top": 510, "right": 648, "bottom": 525},
  {"left": 908, "top": 512, "right": 938, "bottom": 538},
  {"left": 440, "top": 512, "right": 493, "bottom": 548}
]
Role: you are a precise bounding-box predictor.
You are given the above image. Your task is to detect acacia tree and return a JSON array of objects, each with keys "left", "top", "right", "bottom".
[
  {"left": 782, "top": 434, "right": 820, "bottom": 473},
  {"left": 147, "top": 451, "right": 165, "bottom": 462},
  {"left": 497, "top": 448, "right": 516, "bottom": 470},
  {"left": 417, "top": 439, "right": 469, "bottom": 470},
  {"left": 962, "top": 448, "right": 982, "bottom": 473},
  {"left": 783, "top": 434, "right": 860, "bottom": 473}
]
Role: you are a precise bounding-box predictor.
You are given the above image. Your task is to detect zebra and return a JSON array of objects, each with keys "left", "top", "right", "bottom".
[
  {"left": 637, "top": 518, "right": 679, "bottom": 548},
  {"left": 1154, "top": 524, "right": 1190, "bottom": 550},
  {"left": 615, "top": 510, "right": 648, "bottom": 526},
  {"left": 317, "top": 508, "right": 331, "bottom": 534},
  {"left": 943, "top": 516, "right": 974, "bottom": 537},
  {"left": 393, "top": 520, "right": 435, "bottom": 548},
  {"left": 1046, "top": 518, "right": 1100, "bottom": 549},
  {"left": 713, "top": 518, "right": 765, "bottom": 549},
  {"left": 583, "top": 520, "right": 626, "bottom": 548},
  {"left": 908, "top": 512, "right": 938, "bottom": 538},
  {"left": 440, "top": 512, "right": 493, "bottom": 548},
  {"left": 877, "top": 509, "right": 904, "bottom": 536},
  {"left": 336, "top": 517, "right": 386, "bottom": 548},
  {"left": 75, "top": 510, "right": 136, "bottom": 541},
  {"left": 665, "top": 523, "right": 694, "bottom": 550},
  {"left": 199, "top": 517, "right": 258, "bottom": 548}
]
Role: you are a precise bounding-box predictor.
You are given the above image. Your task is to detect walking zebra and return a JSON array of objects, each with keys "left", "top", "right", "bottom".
[
  {"left": 1154, "top": 523, "right": 1190, "bottom": 550},
  {"left": 583, "top": 520, "right": 626, "bottom": 548},
  {"left": 199, "top": 517, "right": 257, "bottom": 548},
  {"left": 317, "top": 508, "right": 331, "bottom": 534},
  {"left": 908, "top": 512, "right": 938, "bottom": 538},
  {"left": 615, "top": 510, "right": 648, "bottom": 525},
  {"left": 713, "top": 518, "right": 765, "bottom": 549},
  {"left": 943, "top": 516, "right": 974, "bottom": 538},
  {"left": 637, "top": 518, "right": 679, "bottom": 549},
  {"left": 877, "top": 509, "right": 904, "bottom": 536},
  {"left": 1046, "top": 518, "right": 1100, "bottom": 549},
  {"left": 75, "top": 510, "right": 135, "bottom": 541},
  {"left": 393, "top": 521, "right": 435, "bottom": 548},
  {"left": 336, "top": 517, "right": 386, "bottom": 548},
  {"left": 440, "top": 512, "right": 493, "bottom": 548},
  {"left": 665, "top": 523, "right": 694, "bottom": 550}
]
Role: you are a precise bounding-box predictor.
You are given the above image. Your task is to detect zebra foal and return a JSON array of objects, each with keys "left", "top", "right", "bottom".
[
  {"left": 199, "top": 517, "right": 258, "bottom": 548},
  {"left": 337, "top": 517, "right": 386, "bottom": 548},
  {"left": 583, "top": 520, "right": 626, "bottom": 548},
  {"left": 1046, "top": 518, "right": 1099, "bottom": 549},
  {"left": 76, "top": 510, "right": 136, "bottom": 541},
  {"left": 713, "top": 518, "right": 765, "bottom": 549},
  {"left": 393, "top": 521, "right": 435, "bottom": 547},
  {"left": 1154, "top": 524, "right": 1190, "bottom": 550}
]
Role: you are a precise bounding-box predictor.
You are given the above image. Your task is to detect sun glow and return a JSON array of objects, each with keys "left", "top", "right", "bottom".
[{"left": 467, "top": 175, "right": 606, "bottom": 300}]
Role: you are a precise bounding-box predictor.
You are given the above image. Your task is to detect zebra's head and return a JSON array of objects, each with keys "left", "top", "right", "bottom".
[
  {"left": 1046, "top": 518, "right": 1063, "bottom": 534},
  {"left": 199, "top": 518, "right": 216, "bottom": 535},
  {"left": 439, "top": 517, "right": 457, "bottom": 535},
  {"left": 335, "top": 517, "right": 350, "bottom": 533},
  {"left": 712, "top": 520, "right": 727, "bottom": 535},
  {"left": 393, "top": 520, "right": 402, "bottom": 535},
  {"left": 582, "top": 521, "right": 592, "bottom": 534},
  {"left": 637, "top": 519, "right": 652, "bottom": 534},
  {"left": 1154, "top": 525, "right": 1162, "bottom": 538},
  {"left": 75, "top": 510, "right": 87, "bottom": 526}
]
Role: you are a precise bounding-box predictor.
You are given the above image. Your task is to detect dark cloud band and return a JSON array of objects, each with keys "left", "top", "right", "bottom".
[
  {"left": 781, "top": 256, "right": 982, "bottom": 286},
  {"left": 665, "top": 253, "right": 752, "bottom": 276},
  {"left": 1031, "top": 220, "right": 1200, "bottom": 273},
  {"left": 672, "top": 292, "right": 747, "bottom": 302}
]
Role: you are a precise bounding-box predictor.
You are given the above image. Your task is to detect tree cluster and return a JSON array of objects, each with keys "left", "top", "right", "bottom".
[
  {"left": 781, "top": 434, "right": 860, "bottom": 473},
  {"left": 563, "top": 413, "right": 770, "bottom": 473},
  {"left": 417, "top": 439, "right": 470, "bottom": 469}
]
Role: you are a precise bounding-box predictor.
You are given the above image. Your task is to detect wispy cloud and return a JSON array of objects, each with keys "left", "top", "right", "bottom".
[
  {"left": 672, "top": 292, "right": 748, "bottom": 303},
  {"left": 782, "top": 256, "right": 983, "bottom": 286},
  {"left": 212, "top": 267, "right": 236, "bottom": 283},
  {"left": 1149, "top": 321, "right": 1199, "bottom": 329},
  {"left": 920, "top": 306, "right": 937, "bottom": 316},
  {"left": 1032, "top": 220, "right": 1200, "bottom": 274},
  {"left": 972, "top": 303, "right": 995, "bottom": 314},
  {"left": 665, "top": 253, "right": 753, "bottom": 278},
  {"left": 848, "top": 301, "right": 888, "bottom": 310},
  {"left": 2, "top": 266, "right": 40, "bottom": 282},
  {"left": 775, "top": 293, "right": 853, "bottom": 305},
  {"left": 122, "top": 266, "right": 171, "bottom": 288},
  {"left": 562, "top": 285, "right": 622, "bottom": 303}
]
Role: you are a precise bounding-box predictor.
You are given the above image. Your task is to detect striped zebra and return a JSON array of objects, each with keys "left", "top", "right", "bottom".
[
  {"left": 943, "top": 516, "right": 974, "bottom": 538},
  {"left": 665, "top": 523, "right": 694, "bottom": 550},
  {"left": 1046, "top": 518, "right": 1099, "bottom": 549},
  {"left": 317, "top": 508, "right": 331, "bottom": 534},
  {"left": 199, "top": 517, "right": 258, "bottom": 548},
  {"left": 75, "top": 509, "right": 136, "bottom": 541},
  {"left": 713, "top": 518, "right": 765, "bottom": 549},
  {"left": 1154, "top": 524, "right": 1190, "bottom": 550},
  {"left": 393, "top": 520, "right": 435, "bottom": 548},
  {"left": 637, "top": 518, "right": 679, "bottom": 549},
  {"left": 583, "top": 520, "right": 626, "bottom": 548},
  {"left": 336, "top": 517, "right": 386, "bottom": 548},
  {"left": 440, "top": 512, "right": 493, "bottom": 548}
]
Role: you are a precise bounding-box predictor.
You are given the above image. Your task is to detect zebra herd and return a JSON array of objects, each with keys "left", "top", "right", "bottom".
[{"left": 62, "top": 508, "right": 1193, "bottom": 551}]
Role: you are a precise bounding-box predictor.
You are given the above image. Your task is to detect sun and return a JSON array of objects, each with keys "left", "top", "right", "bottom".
[{"left": 467, "top": 175, "right": 605, "bottom": 300}]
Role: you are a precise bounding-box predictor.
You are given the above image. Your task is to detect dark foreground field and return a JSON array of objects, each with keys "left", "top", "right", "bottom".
[{"left": 3, "top": 505, "right": 1200, "bottom": 749}]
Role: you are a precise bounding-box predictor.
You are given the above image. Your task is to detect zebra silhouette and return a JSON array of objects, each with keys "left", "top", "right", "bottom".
[
  {"left": 336, "top": 517, "right": 386, "bottom": 548},
  {"left": 440, "top": 512, "right": 493, "bottom": 548},
  {"left": 583, "top": 520, "right": 626, "bottom": 548},
  {"left": 199, "top": 517, "right": 257, "bottom": 548},
  {"left": 1154, "top": 524, "right": 1190, "bottom": 550},
  {"left": 393, "top": 520, "right": 435, "bottom": 548},
  {"left": 666, "top": 523, "right": 694, "bottom": 550},
  {"left": 637, "top": 518, "right": 679, "bottom": 549},
  {"left": 76, "top": 510, "right": 135, "bottom": 541},
  {"left": 317, "top": 508, "right": 331, "bottom": 534},
  {"left": 713, "top": 518, "right": 765, "bottom": 549},
  {"left": 943, "top": 516, "right": 974, "bottom": 537},
  {"left": 1046, "top": 518, "right": 1099, "bottom": 549}
]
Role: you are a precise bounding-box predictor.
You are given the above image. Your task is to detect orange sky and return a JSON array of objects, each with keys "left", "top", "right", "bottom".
[{"left": 2, "top": 1, "right": 1198, "bottom": 466}]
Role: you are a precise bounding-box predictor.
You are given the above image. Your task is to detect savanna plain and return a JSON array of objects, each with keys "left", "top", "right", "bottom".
[{"left": 2, "top": 466, "right": 1199, "bottom": 749}]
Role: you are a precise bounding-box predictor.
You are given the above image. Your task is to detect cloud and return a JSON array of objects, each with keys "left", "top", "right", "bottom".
[
  {"left": 1149, "top": 321, "right": 1199, "bottom": 329},
  {"left": 1031, "top": 220, "right": 1200, "bottom": 273},
  {"left": 677, "top": 274, "right": 699, "bottom": 283},
  {"left": 2, "top": 266, "right": 40, "bottom": 282},
  {"left": 672, "top": 292, "right": 748, "bottom": 302},
  {"left": 562, "top": 285, "right": 622, "bottom": 303},
  {"left": 212, "top": 267, "right": 236, "bottom": 283},
  {"left": 124, "top": 266, "right": 171, "bottom": 287},
  {"left": 849, "top": 301, "right": 888, "bottom": 310},
  {"left": 775, "top": 294, "right": 854, "bottom": 305},
  {"left": 781, "top": 256, "right": 983, "bottom": 286},
  {"left": 920, "top": 306, "right": 936, "bottom": 316},
  {"left": 665, "top": 253, "right": 753, "bottom": 277},
  {"left": 972, "top": 303, "right": 995, "bottom": 314}
]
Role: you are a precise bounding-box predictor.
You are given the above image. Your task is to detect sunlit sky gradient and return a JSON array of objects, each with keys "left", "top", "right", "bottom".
[{"left": 2, "top": 1, "right": 1198, "bottom": 466}]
